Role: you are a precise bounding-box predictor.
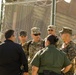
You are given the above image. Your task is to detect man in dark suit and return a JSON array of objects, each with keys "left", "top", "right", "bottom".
[{"left": 0, "top": 30, "right": 28, "bottom": 75}]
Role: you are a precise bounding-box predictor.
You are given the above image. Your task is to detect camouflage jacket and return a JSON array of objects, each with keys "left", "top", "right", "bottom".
[
  {"left": 21, "top": 42, "right": 28, "bottom": 58},
  {"left": 56, "top": 37, "right": 63, "bottom": 49},
  {"left": 61, "top": 41, "right": 76, "bottom": 75},
  {"left": 28, "top": 40, "right": 44, "bottom": 62}
]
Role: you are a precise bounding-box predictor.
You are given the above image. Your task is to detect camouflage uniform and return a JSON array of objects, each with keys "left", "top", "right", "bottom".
[
  {"left": 21, "top": 42, "right": 28, "bottom": 58},
  {"left": 28, "top": 40, "right": 44, "bottom": 75},
  {"left": 61, "top": 41, "right": 76, "bottom": 75},
  {"left": 28, "top": 40, "right": 44, "bottom": 62},
  {"left": 28, "top": 27, "right": 44, "bottom": 75},
  {"left": 60, "top": 27, "right": 76, "bottom": 75},
  {"left": 56, "top": 37, "right": 63, "bottom": 49},
  {"left": 19, "top": 31, "right": 28, "bottom": 58},
  {"left": 47, "top": 25, "right": 63, "bottom": 49}
]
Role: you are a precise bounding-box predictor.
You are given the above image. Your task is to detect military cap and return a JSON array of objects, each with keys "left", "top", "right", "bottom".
[
  {"left": 31, "top": 27, "right": 41, "bottom": 34},
  {"left": 47, "top": 25, "right": 56, "bottom": 31},
  {"left": 20, "top": 31, "right": 27, "bottom": 36},
  {"left": 59, "top": 27, "right": 72, "bottom": 35}
]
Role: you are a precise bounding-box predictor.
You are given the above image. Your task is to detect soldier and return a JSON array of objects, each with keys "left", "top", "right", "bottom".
[
  {"left": 60, "top": 27, "right": 76, "bottom": 75},
  {"left": 28, "top": 27, "right": 44, "bottom": 62},
  {"left": 19, "top": 31, "right": 28, "bottom": 58},
  {"left": 47, "top": 25, "right": 56, "bottom": 35},
  {"left": 47, "top": 25, "right": 62, "bottom": 49},
  {"left": 28, "top": 27, "right": 44, "bottom": 74}
]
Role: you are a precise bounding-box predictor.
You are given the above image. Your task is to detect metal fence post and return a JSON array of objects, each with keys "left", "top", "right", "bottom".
[{"left": 50, "top": 0, "right": 56, "bottom": 25}]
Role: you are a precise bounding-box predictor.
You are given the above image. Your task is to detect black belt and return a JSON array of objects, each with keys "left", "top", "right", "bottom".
[{"left": 39, "top": 72, "right": 63, "bottom": 75}]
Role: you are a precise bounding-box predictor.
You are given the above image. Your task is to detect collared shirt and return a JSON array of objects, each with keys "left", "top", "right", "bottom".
[{"left": 31, "top": 45, "right": 70, "bottom": 74}]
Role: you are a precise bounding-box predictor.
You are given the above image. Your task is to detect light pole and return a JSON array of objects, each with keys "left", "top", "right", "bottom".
[
  {"left": 50, "top": 0, "right": 71, "bottom": 26},
  {"left": 0, "top": 0, "right": 3, "bottom": 31},
  {"left": 50, "top": 0, "right": 56, "bottom": 25}
]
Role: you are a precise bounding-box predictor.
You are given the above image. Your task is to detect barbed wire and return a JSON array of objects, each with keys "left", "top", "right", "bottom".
[{"left": 2, "top": 0, "right": 62, "bottom": 6}]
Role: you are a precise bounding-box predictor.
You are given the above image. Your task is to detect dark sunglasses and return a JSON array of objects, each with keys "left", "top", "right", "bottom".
[
  {"left": 34, "top": 34, "right": 41, "bottom": 36},
  {"left": 48, "top": 29, "right": 53, "bottom": 31}
]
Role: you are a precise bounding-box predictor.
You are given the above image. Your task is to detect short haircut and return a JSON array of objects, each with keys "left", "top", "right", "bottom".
[
  {"left": 5, "top": 30, "right": 14, "bottom": 39},
  {"left": 20, "top": 31, "right": 27, "bottom": 37}
]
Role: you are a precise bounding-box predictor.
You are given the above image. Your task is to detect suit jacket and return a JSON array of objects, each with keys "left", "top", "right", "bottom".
[{"left": 0, "top": 40, "right": 28, "bottom": 75}]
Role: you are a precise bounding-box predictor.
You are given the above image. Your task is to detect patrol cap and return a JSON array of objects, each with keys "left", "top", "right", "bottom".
[
  {"left": 20, "top": 31, "right": 27, "bottom": 36},
  {"left": 31, "top": 27, "right": 41, "bottom": 34},
  {"left": 47, "top": 25, "right": 56, "bottom": 31},
  {"left": 59, "top": 27, "right": 72, "bottom": 35}
]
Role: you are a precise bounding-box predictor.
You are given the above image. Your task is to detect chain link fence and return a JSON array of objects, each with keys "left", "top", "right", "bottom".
[{"left": 1, "top": 0, "right": 76, "bottom": 42}]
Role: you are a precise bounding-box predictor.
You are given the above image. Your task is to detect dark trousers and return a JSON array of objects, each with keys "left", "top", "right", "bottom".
[{"left": 39, "top": 72, "right": 63, "bottom": 75}]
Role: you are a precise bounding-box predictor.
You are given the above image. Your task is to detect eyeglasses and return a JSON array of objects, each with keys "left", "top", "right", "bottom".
[
  {"left": 48, "top": 29, "right": 53, "bottom": 31},
  {"left": 34, "top": 33, "right": 41, "bottom": 36}
]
